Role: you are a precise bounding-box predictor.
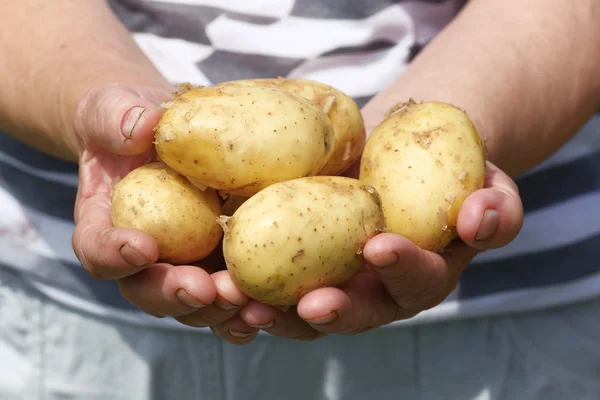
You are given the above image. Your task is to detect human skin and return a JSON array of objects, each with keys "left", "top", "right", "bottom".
[{"left": 0, "top": 0, "right": 598, "bottom": 343}]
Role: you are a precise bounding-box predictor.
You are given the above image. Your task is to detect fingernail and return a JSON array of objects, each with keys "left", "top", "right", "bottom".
[
  {"left": 228, "top": 329, "right": 252, "bottom": 338},
  {"left": 307, "top": 311, "right": 338, "bottom": 325},
  {"left": 122, "top": 107, "right": 146, "bottom": 139},
  {"left": 247, "top": 320, "right": 275, "bottom": 329},
  {"left": 369, "top": 250, "right": 399, "bottom": 268},
  {"left": 176, "top": 288, "right": 206, "bottom": 308},
  {"left": 476, "top": 209, "right": 499, "bottom": 241},
  {"left": 120, "top": 244, "right": 150, "bottom": 266},
  {"left": 214, "top": 296, "right": 240, "bottom": 311}
]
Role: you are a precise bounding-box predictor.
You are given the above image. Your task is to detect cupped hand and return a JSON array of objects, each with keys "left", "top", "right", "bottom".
[
  {"left": 222, "top": 160, "right": 523, "bottom": 340},
  {"left": 70, "top": 83, "right": 256, "bottom": 343}
]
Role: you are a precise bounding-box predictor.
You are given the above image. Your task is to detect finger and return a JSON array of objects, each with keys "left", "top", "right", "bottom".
[
  {"left": 75, "top": 84, "right": 170, "bottom": 156},
  {"left": 211, "top": 314, "right": 258, "bottom": 345},
  {"left": 297, "top": 270, "right": 399, "bottom": 334},
  {"left": 174, "top": 271, "right": 249, "bottom": 327},
  {"left": 362, "top": 233, "right": 468, "bottom": 310},
  {"left": 117, "top": 264, "right": 217, "bottom": 317},
  {"left": 72, "top": 187, "right": 159, "bottom": 280},
  {"left": 240, "top": 301, "right": 326, "bottom": 341},
  {"left": 457, "top": 161, "right": 524, "bottom": 249},
  {"left": 212, "top": 270, "right": 249, "bottom": 309}
]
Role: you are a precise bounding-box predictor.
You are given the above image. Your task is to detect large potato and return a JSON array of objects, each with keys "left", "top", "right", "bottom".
[
  {"left": 218, "top": 77, "right": 366, "bottom": 176},
  {"left": 154, "top": 84, "right": 335, "bottom": 196},
  {"left": 111, "top": 162, "right": 223, "bottom": 264},
  {"left": 219, "top": 176, "right": 385, "bottom": 306},
  {"left": 359, "top": 100, "right": 486, "bottom": 252}
]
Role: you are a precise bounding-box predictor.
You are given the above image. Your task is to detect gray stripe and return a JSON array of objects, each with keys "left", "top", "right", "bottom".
[
  {"left": 108, "top": 0, "right": 277, "bottom": 46},
  {"left": 289, "top": 0, "right": 452, "bottom": 19},
  {"left": 353, "top": 96, "right": 372, "bottom": 108},
  {"left": 108, "top": 0, "right": 218, "bottom": 45},
  {"left": 0, "top": 261, "right": 138, "bottom": 311},
  {"left": 408, "top": 41, "right": 427, "bottom": 62},
  {"left": 0, "top": 158, "right": 76, "bottom": 221},
  {"left": 516, "top": 150, "right": 600, "bottom": 213},
  {"left": 0, "top": 132, "right": 78, "bottom": 173},
  {"left": 459, "top": 233, "right": 600, "bottom": 299},
  {"left": 321, "top": 39, "right": 397, "bottom": 58},
  {"left": 197, "top": 50, "right": 304, "bottom": 83}
]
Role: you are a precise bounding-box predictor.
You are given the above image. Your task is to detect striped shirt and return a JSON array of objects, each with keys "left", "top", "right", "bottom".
[{"left": 1, "top": 0, "right": 599, "bottom": 330}]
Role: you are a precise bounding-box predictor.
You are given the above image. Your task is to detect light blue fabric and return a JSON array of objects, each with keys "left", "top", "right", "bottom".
[{"left": 3, "top": 266, "right": 600, "bottom": 400}]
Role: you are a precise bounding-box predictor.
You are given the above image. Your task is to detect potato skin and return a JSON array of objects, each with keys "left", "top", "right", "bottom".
[
  {"left": 111, "top": 162, "right": 223, "bottom": 264},
  {"left": 220, "top": 176, "right": 385, "bottom": 306},
  {"left": 154, "top": 85, "right": 335, "bottom": 196},
  {"left": 218, "top": 77, "right": 366, "bottom": 176},
  {"left": 359, "top": 101, "right": 486, "bottom": 252}
]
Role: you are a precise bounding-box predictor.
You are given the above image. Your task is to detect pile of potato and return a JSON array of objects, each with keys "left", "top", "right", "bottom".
[{"left": 111, "top": 78, "right": 486, "bottom": 306}]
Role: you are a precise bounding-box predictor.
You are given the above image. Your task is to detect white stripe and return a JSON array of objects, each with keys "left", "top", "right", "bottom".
[
  {"left": 0, "top": 186, "right": 59, "bottom": 260},
  {"left": 0, "top": 240, "right": 94, "bottom": 298},
  {"left": 206, "top": 4, "right": 414, "bottom": 59},
  {"left": 25, "top": 277, "right": 214, "bottom": 331},
  {"left": 520, "top": 114, "right": 600, "bottom": 178},
  {"left": 149, "top": 0, "right": 294, "bottom": 18},
  {"left": 133, "top": 33, "right": 215, "bottom": 86},
  {"left": 289, "top": 37, "right": 413, "bottom": 98},
  {"left": 0, "top": 151, "right": 78, "bottom": 187},
  {"left": 0, "top": 185, "right": 78, "bottom": 266},
  {"left": 24, "top": 207, "right": 79, "bottom": 265},
  {"left": 473, "top": 190, "right": 600, "bottom": 264}
]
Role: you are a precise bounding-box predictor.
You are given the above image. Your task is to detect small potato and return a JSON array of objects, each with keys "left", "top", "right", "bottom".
[
  {"left": 359, "top": 100, "right": 486, "bottom": 252},
  {"left": 111, "top": 162, "right": 223, "bottom": 264},
  {"left": 218, "top": 77, "right": 366, "bottom": 176},
  {"left": 219, "top": 176, "right": 385, "bottom": 306},
  {"left": 154, "top": 84, "right": 335, "bottom": 196}
]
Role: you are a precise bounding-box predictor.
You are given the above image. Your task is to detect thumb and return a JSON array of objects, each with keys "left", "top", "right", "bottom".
[{"left": 75, "top": 84, "right": 170, "bottom": 156}]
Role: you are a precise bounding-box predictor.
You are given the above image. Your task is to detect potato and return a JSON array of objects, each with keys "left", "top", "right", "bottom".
[
  {"left": 154, "top": 84, "right": 335, "bottom": 196},
  {"left": 111, "top": 162, "right": 223, "bottom": 264},
  {"left": 218, "top": 176, "right": 385, "bottom": 306},
  {"left": 218, "top": 77, "right": 366, "bottom": 176},
  {"left": 359, "top": 100, "right": 486, "bottom": 252}
]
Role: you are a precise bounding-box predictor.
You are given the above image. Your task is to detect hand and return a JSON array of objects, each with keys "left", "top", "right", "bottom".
[
  {"left": 210, "top": 160, "right": 522, "bottom": 342},
  {"left": 71, "top": 83, "right": 257, "bottom": 343}
]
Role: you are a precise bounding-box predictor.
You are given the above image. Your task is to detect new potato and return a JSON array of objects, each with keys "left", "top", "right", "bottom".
[
  {"left": 218, "top": 77, "right": 366, "bottom": 176},
  {"left": 111, "top": 162, "right": 223, "bottom": 264},
  {"left": 154, "top": 84, "right": 335, "bottom": 196},
  {"left": 360, "top": 100, "right": 486, "bottom": 252},
  {"left": 219, "top": 176, "right": 385, "bottom": 306}
]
